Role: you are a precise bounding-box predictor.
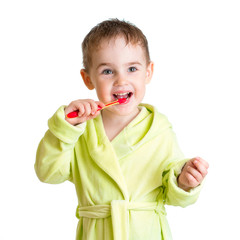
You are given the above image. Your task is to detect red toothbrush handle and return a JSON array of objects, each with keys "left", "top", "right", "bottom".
[
  {"left": 66, "top": 111, "right": 79, "bottom": 118},
  {"left": 66, "top": 106, "right": 102, "bottom": 118},
  {"left": 66, "top": 99, "right": 126, "bottom": 119}
]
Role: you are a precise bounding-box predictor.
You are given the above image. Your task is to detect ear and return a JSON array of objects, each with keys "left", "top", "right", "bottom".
[
  {"left": 80, "top": 69, "right": 95, "bottom": 90},
  {"left": 145, "top": 61, "right": 154, "bottom": 84}
]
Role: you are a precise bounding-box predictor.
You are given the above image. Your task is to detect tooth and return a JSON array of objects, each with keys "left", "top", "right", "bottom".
[{"left": 115, "top": 92, "right": 129, "bottom": 96}]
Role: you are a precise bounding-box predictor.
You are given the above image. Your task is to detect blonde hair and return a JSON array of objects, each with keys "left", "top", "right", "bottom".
[{"left": 82, "top": 19, "right": 150, "bottom": 72}]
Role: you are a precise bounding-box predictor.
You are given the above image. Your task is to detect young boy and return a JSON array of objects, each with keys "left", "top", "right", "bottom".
[{"left": 35, "top": 19, "right": 209, "bottom": 240}]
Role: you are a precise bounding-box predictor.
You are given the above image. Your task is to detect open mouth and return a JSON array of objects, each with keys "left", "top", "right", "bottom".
[{"left": 113, "top": 92, "right": 133, "bottom": 103}]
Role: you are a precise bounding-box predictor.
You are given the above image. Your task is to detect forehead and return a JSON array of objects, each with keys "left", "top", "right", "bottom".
[{"left": 91, "top": 37, "right": 146, "bottom": 65}]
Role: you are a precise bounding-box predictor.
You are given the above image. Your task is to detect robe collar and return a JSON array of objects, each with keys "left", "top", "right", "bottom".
[{"left": 83, "top": 104, "right": 171, "bottom": 200}]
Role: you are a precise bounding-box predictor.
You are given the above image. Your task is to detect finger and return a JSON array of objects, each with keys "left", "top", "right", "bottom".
[
  {"left": 65, "top": 101, "right": 78, "bottom": 114},
  {"left": 193, "top": 160, "right": 208, "bottom": 177},
  {"left": 82, "top": 102, "right": 92, "bottom": 117},
  {"left": 76, "top": 104, "right": 85, "bottom": 117},
  {"left": 88, "top": 100, "right": 99, "bottom": 114},
  {"left": 182, "top": 160, "right": 195, "bottom": 171},
  {"left": 65, "top": 102, "right": 83, "bottom": 118},
  {"left": 186, "top": 166, "right": 203, "bottom": 183},
  {"left": 86, "top": 110, "right": 100, "bottom": 120},
  {"left": 195, "top": 157, "right": 209, "bottom": 169},
  {"left": 185, "top": 172, "right": 199, "bottom": 188},
  {"left": 95, "top": 101, "right": 105, "bottom": 110}
]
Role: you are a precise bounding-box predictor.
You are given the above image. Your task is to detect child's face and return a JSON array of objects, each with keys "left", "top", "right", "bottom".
[{"left": 82, "top": 36, "right": 153, "bottom": 116}]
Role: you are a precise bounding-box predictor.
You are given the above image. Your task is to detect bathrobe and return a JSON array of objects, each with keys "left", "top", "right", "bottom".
[{"left": 35, "top": 104, "right": 202, "bottom": 240}]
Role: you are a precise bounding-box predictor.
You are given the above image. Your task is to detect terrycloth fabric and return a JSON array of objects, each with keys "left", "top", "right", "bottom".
[{"left": 35, "top": 104, "right": 202, "bottom": 240}]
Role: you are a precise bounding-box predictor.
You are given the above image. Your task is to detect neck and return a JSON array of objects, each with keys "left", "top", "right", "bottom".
[{"left": 101, "top": 108, "right": 140, "bottom": 141}]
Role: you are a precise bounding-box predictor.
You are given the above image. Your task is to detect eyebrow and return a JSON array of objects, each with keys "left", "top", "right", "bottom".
[
  {"left": 96, "top": 61, "right": 142, "bottom": 70},
  {"left": 96, "top": 63, "right": 112, "bottom": 70},
  {"left": 126, "top": 61, "right": 142, "bottom": 66}
]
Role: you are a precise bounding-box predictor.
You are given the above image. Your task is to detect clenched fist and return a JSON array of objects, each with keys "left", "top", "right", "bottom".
[
  {"left": 178, "top": 157, "right": 209, "bottom": 191},
  {"left": 64, "top": 99, "right": 105, "bottom": 126}
]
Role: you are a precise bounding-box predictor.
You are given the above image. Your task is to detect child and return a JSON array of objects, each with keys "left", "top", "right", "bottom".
[{"left": 35, "top": 19, "right": 209, "bottom": 240}]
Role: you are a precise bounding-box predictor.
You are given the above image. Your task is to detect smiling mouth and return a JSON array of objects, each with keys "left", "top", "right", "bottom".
[{"left": 113, "top": 92, "right": 133, "bottom": 102}]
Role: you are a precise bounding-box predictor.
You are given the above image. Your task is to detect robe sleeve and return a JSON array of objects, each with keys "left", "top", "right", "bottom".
[
  {"left": 161, "top": 129, "right": 203, "bottom": 207},
  {"left": 34, "top": 106, "right": 86, "bottom": 184}
]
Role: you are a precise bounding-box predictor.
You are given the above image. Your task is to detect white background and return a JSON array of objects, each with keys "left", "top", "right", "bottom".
[{"left": 1, "top": 0, "right": 240, "bottom": 239}]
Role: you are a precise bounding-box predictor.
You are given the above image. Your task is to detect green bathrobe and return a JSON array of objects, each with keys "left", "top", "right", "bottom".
[{"left": 35, "top": 104, "right": 202, "bottom": 240}]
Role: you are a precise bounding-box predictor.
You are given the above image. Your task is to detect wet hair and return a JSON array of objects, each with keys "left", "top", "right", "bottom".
[{"left": 82, "top": 18, "right": 151, "bottom": 72}]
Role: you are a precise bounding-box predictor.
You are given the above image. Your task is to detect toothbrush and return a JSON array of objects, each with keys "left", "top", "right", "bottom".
[{"left": 66, "top": 98, "right": 127, "bottom": 118}]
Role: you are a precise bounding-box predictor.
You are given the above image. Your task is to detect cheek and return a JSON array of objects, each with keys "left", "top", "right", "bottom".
[
  {"left": 95, "top": 82, "right": 111, "bottom": 100},
  {"left": 139, "top": 86, "right": 146, "bottom": 99},
  {"left": 135, "top": 81, "right": 146, "bottom": 94}
]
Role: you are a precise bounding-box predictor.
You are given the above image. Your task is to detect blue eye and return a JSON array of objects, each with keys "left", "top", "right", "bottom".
[
  {"left": 102, "top": 69, "right": 113, "bottom": 75},
  {"left": 128, "top": 67, "right": 137, "bottom": 72}
]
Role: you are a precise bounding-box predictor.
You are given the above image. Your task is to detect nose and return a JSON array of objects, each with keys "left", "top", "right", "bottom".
[{"left": 114, "top": 73, "right": 128, "bottom": 86}]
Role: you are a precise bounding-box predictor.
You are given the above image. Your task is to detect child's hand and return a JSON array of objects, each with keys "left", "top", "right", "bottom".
[
  {"left": 177, "top": 157, "right": 209, "bottom": 192},
  {"left": 64, "top": 99, "right": 105, "bottom": 125}
]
